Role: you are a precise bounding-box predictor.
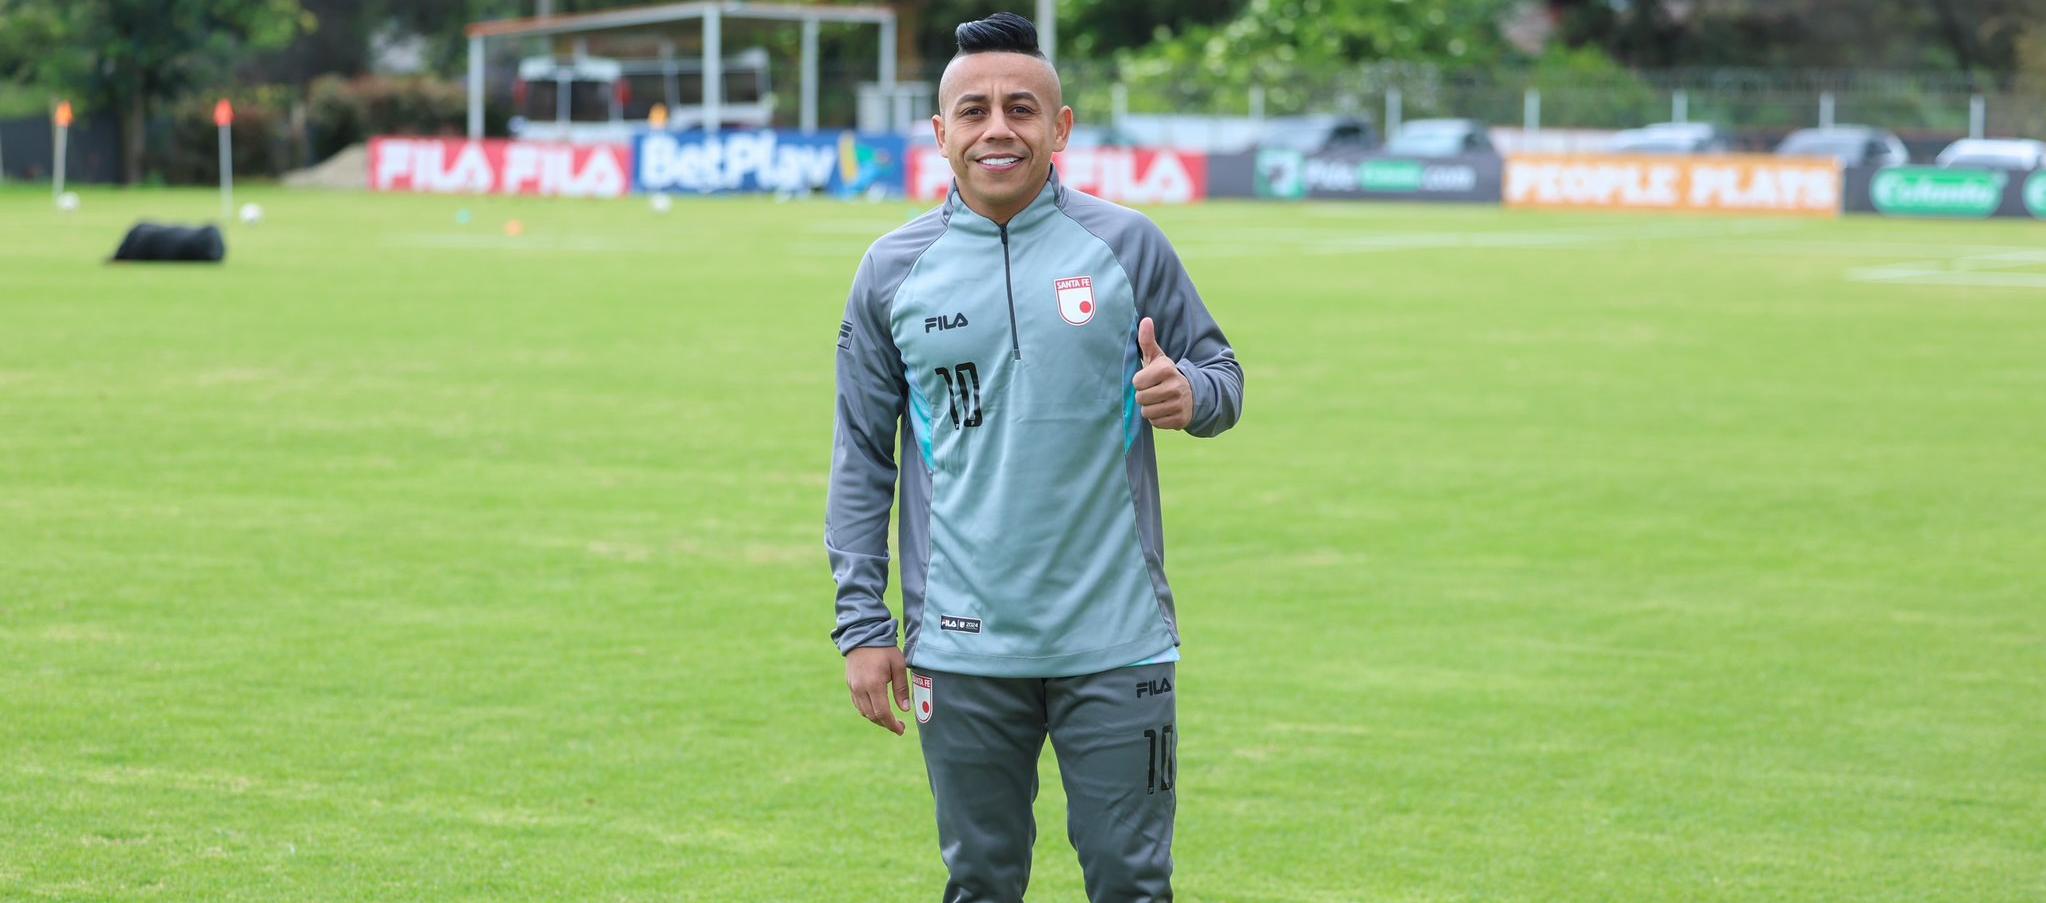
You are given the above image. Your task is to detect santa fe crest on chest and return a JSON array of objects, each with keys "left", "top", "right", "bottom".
[{"left": 1055, "top": 276, "right": 1095, "bottom": 326}]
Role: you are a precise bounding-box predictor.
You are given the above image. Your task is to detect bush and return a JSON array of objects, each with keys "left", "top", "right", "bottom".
[
  {"left": 1524, "top": 46, "right": 1663, "bottom": 129},
  {"left": 154, "top": 85, "right": 300, "bottom": 184},
  {"left": 136, "top": 76, "right": 509, "bottom": 184},
  {"left": 307, "top": 74, "right": 504, "bottom": 162}
]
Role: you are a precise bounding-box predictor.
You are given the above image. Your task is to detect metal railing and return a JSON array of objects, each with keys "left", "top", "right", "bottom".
[{"left": 1022, "top": 62, "right": 2040, "bottom": 156}]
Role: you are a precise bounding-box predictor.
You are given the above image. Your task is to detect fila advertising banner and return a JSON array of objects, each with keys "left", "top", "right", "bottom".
[
  {"left": 372, "top": 133, "right": 1204, "bottom": 203},
  {"left": 370, "top": 137, "right": 632, "bottom": 197},
  {"left": 368, "top": 134, "right": 2046, "bottom": 224},
  {"left": 1505, "top": 154, "right": 1841, "bottom": 216},
  {"left": 1245, "top": 149, "right": 1503, "bottom": 202},
  {"left": 1843, "top": 165, "right": 2046, "bottom": 219},
  {"left": 369, "top": 132, "right": 905, "bottom": 198},
  {"left": 904, "top": 145, "right": 1208, "bottom": 205}
]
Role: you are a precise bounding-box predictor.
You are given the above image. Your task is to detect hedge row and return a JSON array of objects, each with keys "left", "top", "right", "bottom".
[{"left": 146, "top": 75, "right": 504, "bottom": 183}]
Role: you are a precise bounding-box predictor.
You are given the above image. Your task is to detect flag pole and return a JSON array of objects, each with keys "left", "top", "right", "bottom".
[
  {"left": 215, "top": 99, "right": 235, "bottom": 222},
  {"left": 53, "top": 100, "right": 73, "bottom": 205}
]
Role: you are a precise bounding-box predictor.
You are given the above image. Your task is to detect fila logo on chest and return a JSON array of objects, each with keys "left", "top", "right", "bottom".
[{"left": 1055, "top": 276, "right": 1095, "bottom": 326}]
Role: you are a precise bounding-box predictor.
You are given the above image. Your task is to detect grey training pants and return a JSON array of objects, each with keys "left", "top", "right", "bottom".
[{"left": 912, "top": 662, "right": 1177, "bottom": 903}]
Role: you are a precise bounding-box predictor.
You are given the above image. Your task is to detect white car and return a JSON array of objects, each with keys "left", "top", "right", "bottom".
[{"left": 1934, "top": 138, "right": 2046, "bottom": 170}]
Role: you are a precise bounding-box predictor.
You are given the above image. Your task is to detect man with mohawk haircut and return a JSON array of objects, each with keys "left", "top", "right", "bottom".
[{"left": 827, "top": 11, "right": 1244, "bottom": 902}]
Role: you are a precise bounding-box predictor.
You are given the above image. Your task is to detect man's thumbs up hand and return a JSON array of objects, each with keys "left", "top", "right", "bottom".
[
  {"left": 1132, "top": 317, "right": 1193, "bottom": 431},
  {"left": 1138, "top": 316, "right": 1165, "bottom": 364}
]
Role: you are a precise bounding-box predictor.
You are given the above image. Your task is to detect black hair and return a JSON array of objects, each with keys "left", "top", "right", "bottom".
[{"left": 954, "top": 12, "right": 1044, "bottom": 58}]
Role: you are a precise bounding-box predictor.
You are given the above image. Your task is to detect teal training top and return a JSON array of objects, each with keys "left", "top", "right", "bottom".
[{"left": 828, "top": 169, "right": 1243, "bottom": 678}]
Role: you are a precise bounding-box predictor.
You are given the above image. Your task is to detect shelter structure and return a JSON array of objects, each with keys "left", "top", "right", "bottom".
[{"left": 464, "top": 2, "right": 900, "bottom": 138}]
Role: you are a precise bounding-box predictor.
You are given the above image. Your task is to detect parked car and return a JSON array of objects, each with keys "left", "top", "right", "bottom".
[
  {"left": 1934, "top": 138, "right": 2046, "bottom": 170},
  {"left": 1383, "top": 119, "right": 1494, "bottom": 157},
  {"left": 1608, "top": 122, "right": 1733, "bottom": 154},
  {"left": 1256, "top": 115, "right": 1379, "bottom": 154},
  {"left": 1116, "top": 114, "right": 1265, "bottom": 153},
  {"left": 1775, "top": 125, "right": 1910, "bottom": 167},
  {"left": 1063, "top": 124, "right": 1137, "bottom": 150}
]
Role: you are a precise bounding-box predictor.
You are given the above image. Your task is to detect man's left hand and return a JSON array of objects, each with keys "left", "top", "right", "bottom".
[{"left": 1133, "top": 317, "right": 1193, "bottom": 431}]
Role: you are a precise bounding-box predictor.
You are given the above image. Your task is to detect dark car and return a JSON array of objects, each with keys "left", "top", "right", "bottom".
[
  {"left": 1384, "top": 119, "right": 1494, "bottom": 158},
  {"left": 1610, "top": 122, "right": 1733, "bottom": 155},
  {"left": 1256, "top": 115, "right": 1379, "bottom": 155},
  {"left": 1776, "top": 126, "right": 1910, "bottom": 167}
]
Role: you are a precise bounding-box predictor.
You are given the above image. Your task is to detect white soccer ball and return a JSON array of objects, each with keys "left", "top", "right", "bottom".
[
  {"left": 649, "top": 193, "right": 672, "bottom": 214},
  {"left": 56, "top": 191, "right": 80, "bottom": 212},
  {"left": 239, "top": 203, "right": 264, "bottom": 225}
]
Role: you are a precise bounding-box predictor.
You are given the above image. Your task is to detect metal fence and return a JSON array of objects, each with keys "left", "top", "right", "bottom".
[
  {"left": 1016, "top": 62, "right": 2041, "bottom": 158},
  {"left": 0, "top": 113, "right": 123, "bottom": 183}
]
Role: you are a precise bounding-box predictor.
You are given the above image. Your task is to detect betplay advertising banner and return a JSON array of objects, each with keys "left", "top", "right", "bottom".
[
  {"left": 1504, "top": 154, "right": 1840, "bottom": 216},
  {"left": 369, "top": 137, "right": 632, "bottom": 197},
  {"left": 634, "top": 130, "right": 906, "bottom": 196},
  {"left": 1247, "top": 149, "right": 1502, "bottom": 202},
  {"left": 904, "top": 146, "right": 1209, "bottom": 205},
  {"left": 1843, "top": 165, "right": 2046, "bottom": 219}
]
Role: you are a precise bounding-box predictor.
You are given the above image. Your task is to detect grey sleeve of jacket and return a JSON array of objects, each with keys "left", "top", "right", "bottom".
[
  {"left": 827, "top": 252, "right": 905, "bottom": 653},
  {"left": 1133, "top": 222, "right": 1244, "bottom": 438},
  {"left": 1062, "top": 195, "right": 1243, "bottom": 438}
]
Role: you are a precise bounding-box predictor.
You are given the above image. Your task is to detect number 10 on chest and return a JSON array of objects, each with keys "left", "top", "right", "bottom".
[{"left": 935, "top": 362, "right": 983, "bottom": 429}]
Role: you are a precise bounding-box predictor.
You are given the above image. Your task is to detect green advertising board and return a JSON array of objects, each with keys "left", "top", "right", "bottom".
[
  {"left": 1869, "top": 167, "right": 2007, "bottom": 218},
  {"left": 1254, "top": 148, "right": 1307, "bottom": 200},
  {"left": 2025, "top": 171, "right": 2046, "bottom": 219},
  {"left": 1244, "top": 151, "right": 1500, "bottom": 202},
  {"left": 1358, "top": 159, "right": 1424, "bottom": 192}
]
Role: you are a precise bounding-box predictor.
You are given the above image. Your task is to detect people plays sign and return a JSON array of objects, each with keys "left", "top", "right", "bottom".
[
  {"left": 1505, "top": 154, "right": 1840, "bottom": 216},
  {"left": 905, "top": 146, "right": 1207, "bottom": 205},
  {"left": 369, "top": 137, "right": 631, "bottom": 197}
]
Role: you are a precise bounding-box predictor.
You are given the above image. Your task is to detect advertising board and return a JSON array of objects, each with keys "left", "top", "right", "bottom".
[
  {"left": 369, "top": 137, "right": 632, "bottom": 197},
  {"left": 634, "top": 130, "right": 906, "bottom": 196},
  {"left": 1504, "top": 154, "right": 1840, "bottom": 216},
  {"left": 904, "top": 146, "right": 1208, "bottom": 205},
  {"left": 1842, "top": 165, "right": 2046, "bottom": 219},
  {"left": 1245, "top": 149, "right": 1502, "bottom": 202}
]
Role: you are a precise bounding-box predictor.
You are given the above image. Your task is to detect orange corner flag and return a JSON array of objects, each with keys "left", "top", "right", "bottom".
[
  {"left": 214, "top": 99, "right": 234, "bottom": 127},
  {"left": 54, "top": 101, "right": 73, "bottom": 128}
]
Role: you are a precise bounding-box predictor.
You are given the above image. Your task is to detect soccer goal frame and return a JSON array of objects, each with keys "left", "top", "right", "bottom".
[{"left": 464, "top": 1, "right": 899, "bottom": 138}]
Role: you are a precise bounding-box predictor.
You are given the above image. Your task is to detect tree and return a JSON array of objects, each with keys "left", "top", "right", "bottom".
[
  {"left": 1550, "top": 0, "right": 2046, "bottom": 83},
  {"left": 1107, "top": 0, "right": 1514, "bottom": 117},
  {"left": 0, "top": 0, "right": 314, "bottom": 182}
]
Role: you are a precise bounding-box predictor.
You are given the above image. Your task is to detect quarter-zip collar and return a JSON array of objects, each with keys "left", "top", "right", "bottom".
[{"left": 941, "top": 167, "right": 1066, "bottom": 238}]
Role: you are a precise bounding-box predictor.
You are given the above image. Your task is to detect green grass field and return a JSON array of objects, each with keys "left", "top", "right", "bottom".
[{"left": 2, "top": 185, "right": 2042, "bottom": 901}]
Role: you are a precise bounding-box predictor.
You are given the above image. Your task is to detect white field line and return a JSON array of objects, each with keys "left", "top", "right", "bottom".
[
  {"left": 1849, "top": 251, "right": 2046, "bottom": 288},
  {"left": 1167, "top": 218, "right": 1806, "bottom": 257},
  {"left": 802, "top": 219, "right": 927, "bottom": 235},
  {"left": 1953, "top": 250, "right": 2046, "bottom": 269},
  {"left": 383, "top": 232, "right": 676, "bottom": 253},
  {"left": 1299, "top": 219, "right": 1804, "bottom": 255},
  {"left": 1710, "top": 239, "right": 2046, "bottom": 259}
]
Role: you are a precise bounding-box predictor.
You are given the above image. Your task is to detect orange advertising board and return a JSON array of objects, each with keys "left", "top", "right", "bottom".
[{"left": 1504, "top": 154, "right": 1841, "bottom": 217}]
